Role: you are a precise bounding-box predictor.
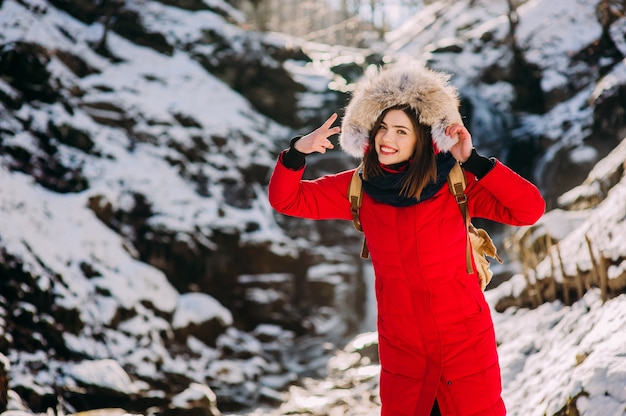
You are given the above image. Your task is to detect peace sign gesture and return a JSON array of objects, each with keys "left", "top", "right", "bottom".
[{"left": 294, "top": 113, "right": 341, "bottom": 154}]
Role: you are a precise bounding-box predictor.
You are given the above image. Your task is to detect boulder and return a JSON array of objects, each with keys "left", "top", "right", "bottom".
[
  {"left": 0, "top": 41, "right": 58, "bottom": 103},
  {"left": 172, "top": 293, "right": 233, "bottom": 346},
  {"left": 162, "top": 383, "right": 222, "bottom": 416}
]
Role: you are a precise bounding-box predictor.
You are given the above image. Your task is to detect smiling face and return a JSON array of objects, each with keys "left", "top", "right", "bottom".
[{"left": 374, "top": 109, "right": 418, "bottom": 166}]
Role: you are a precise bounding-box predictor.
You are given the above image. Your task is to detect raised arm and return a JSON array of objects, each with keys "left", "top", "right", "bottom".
[
  {"left": 268, "top": 161, "right": 354, "bottom": 220},
  {"left": 444, "top": 123, "right": 545, "bottom": 226},
  {"left": 268, "top": 113, "right": 354, "bottom": 221},
  {"left": 466, "top": 161, "right": 545, "bottom": 226}
]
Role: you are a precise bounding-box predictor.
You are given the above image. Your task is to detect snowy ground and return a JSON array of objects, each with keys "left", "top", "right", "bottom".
[{"left": 489, "top": 289, "right": 626, "bottom": 416}]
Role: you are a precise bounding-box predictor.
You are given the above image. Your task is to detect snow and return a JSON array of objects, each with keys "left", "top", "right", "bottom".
[
  {"left": 68, "top": 359, "right": 138, "bottom": 394},
  {"left": 570, "top": 145, "right": 598, "bottom": 164},
  {"left": 172, "top": 292, "right": 233, "bottom": 329},
  {"left": 0, "top": 0, "right": 292, "bottom": 410},
  {"left": 549, "top": 208, "right": 592, "bottom": 240},
  {"left": 0, "top": 166, "right": 179, "bottom": 314},
  {"left": 530, "top": 171, "right": 626, "bottom": 280},
  {"left": 516, "top": 0, "right": 602, "bottom": 68},
  {"left": 591, "top": 58, "right": 626, "bottom": 104},
  {"left": 207, "top": 360, "right": 248, "bottom": 385},
  {"left": 171, "top": 382, "right": 218, "bottom": 408},
  {"left": 489, "top": 290, "right": 626, "bottom": 416},
  {"left": 611, "top": 17, "right": 626, "bottom": 56},
  {"left": 558, "top": 138, "right": 626, "bottom": 208}
]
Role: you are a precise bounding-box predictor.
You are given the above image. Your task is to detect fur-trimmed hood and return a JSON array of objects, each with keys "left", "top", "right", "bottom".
[{"left": 339, "top": 62, "right": 462, "bottom": 158}]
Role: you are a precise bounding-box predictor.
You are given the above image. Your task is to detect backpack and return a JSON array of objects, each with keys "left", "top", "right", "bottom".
[{"left": 347, "top": 162, "right": 503, "bottom": 291}]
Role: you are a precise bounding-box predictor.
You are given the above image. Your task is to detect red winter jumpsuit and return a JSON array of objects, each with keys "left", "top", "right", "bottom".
[{"left": 268, "top": 153, "right": 545, "bottom": 415}]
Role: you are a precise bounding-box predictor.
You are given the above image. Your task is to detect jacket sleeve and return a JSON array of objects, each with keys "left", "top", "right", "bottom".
[
  {"left": 465, "top": 160, "right": 545, "bottom": 226},
  {"left": 268, "top": 152, "right": 355, "bottom": 221}
]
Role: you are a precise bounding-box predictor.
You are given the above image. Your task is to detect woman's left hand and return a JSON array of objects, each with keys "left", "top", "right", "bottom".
[{"left": 446, "top": 124, "right": 473, "bottom": 163}]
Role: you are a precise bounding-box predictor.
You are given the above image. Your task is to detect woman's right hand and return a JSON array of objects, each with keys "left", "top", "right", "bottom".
[{"left": 295, "top": 113, "right": 341, "bottom": 154}]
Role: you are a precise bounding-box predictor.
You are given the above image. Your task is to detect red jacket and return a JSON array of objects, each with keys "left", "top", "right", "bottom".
[{"left": 269, "top": 155, "right": 545, "bottom": 415}]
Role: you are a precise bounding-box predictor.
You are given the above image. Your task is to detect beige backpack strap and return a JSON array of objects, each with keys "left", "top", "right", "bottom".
[
  {"left": 348, "top": 165, "right": 369, "bottom": 259},
  {"left": 348, "top": 166, "right": 363, "bottom": 232},
  {"left": 447, "top": 162, "right": 474, "bottom": 274}
]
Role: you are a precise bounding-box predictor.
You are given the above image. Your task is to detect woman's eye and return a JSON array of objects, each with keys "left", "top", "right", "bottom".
[{"left": 397, "top": 130, "right": 406, "bottom": 135}]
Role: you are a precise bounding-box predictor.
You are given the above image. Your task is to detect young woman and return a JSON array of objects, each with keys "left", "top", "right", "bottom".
[{"left": 268, "top": 62, "right": 545, "bottom": 415}]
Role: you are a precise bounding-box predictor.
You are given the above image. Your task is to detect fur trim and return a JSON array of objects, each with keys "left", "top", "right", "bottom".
[{"left": 339, "top": 62, "right": 462, "bottom": 158}]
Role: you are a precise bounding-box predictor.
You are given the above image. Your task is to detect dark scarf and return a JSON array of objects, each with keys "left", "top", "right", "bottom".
[{"left": 362, "top": 152, "right": 456, "bottom": 207}]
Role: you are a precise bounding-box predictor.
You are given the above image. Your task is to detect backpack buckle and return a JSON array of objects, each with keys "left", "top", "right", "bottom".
[{"left": 455, "top": 193, "right": 467, "bottom": 205}]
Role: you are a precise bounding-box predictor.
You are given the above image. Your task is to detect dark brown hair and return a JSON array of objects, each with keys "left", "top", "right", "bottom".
[{"left": 362, "top": 105, "right": 437, "bottom": 198}]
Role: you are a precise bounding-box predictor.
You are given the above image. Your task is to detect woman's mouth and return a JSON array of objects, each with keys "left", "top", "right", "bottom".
[{"left": 379, "top": 145, "right": 397, "bottom": 155}]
